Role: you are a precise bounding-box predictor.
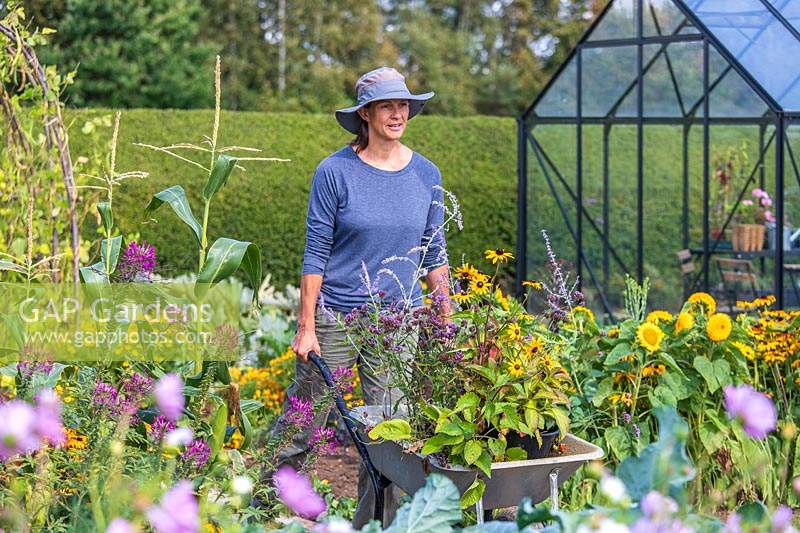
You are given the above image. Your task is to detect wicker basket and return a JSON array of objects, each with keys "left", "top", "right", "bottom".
[{"left": 732, "top": 223, "right": 765, "bottom": 252}]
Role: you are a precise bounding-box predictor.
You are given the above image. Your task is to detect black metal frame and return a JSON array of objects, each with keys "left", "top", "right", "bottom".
[{"left": 518, "top": 0, "right": 800, "bottom": 312}]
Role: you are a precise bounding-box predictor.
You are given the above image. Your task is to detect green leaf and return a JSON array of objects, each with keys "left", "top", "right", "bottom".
[
  {"left": 101, "top": 236, "right": 122, "bottom": 274},
  {"left": 517, "top": 498, "right": 561, "bottom": 530},
  {"left": 454, "top": 392, "right": 479, "bottom": 413},
  {"left": 713, "top": 359, "right": 732, "bottom": 390},
  {"left": 464, "top": 439, "right": 483, "bottom": 465},
  {"left": 524, "top": 408, "right": 540, "bottom": 433},
  {"left": 215, "top": 361, "right": 231, "bottom": 384},
  {"left": 474, "top": 450, "right": 492, "bottom": 477},
  {"left": 649, "top": 385, "right": 677, "bottom": 408},
  {"left": 239, "top": 411, "right": 253, "bottom": 450},
  {"left": 421, "top": 433, "right": 463, "bottom": 454},
  {"left": 79, "top": 262, "right": 108, "bottom": 283},
  {"left": 368, "top": 419, "right": 412, "bottom": 442},
  {"left": 421, "top": 403, "right": 440, "bottom": 421},
  {"left": 604, "top": 342, "right": 631, "bottom": 365},
  {"left": 196, "top": 238, "right": 262, "bottom": 300},
  {"left": 698, "top": 422, "right": 725, "bottom": 456},
  {"left": 505, "top": 447, "right": 528, "bottom": 461},
  {"left": 437, "top": 422, "right": 466, "bottom": 437},
  {"left": 386, "top": 474, "right": 461, "bottom": 533},
  {"left": 604, "top": 426, "right": 631, "bottom": 461},
  {"left": 144, "top": 185, "right": 202, "bottom": 246},
  {"left": 0, "top": 260, "right": 26, "bottom": 274},
  {"left": 487, "top": 437, "right": 506, "bottom": 459},
  {"left": 592, "top": 377, "right": 615, "bottom": 407},
  {"left": 203, "top": 155, "right": 237, "bottom": 200},
  {"left": 239, "top": 399, "right": 265, "bottom": 415},
  {"left": 660, "top": 372, "right": 690, "bottom": 401},
  {"left": 693, "top": 356, "right": 718, "bottom": 392},
  {"left": 97, "top": 201, "right": 113, "bottom": 234},
  {"left": 459, "top": 478, "right": 485, "bottom": 509},
  {"left": 210, "top": 402, "right": 228, "bottom": 461},
  {"left": 547, "top": 407, "right": 570, "bottom": 437}
]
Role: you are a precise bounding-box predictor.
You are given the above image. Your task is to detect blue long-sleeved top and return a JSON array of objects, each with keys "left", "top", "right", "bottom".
[{"left": 302, "top": 145, "right": 448, "bottom": 312}]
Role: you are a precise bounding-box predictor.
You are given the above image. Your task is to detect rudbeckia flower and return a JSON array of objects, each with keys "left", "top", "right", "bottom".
[{"left": 484, "top": 248, "right": 514, "bottom": 264}]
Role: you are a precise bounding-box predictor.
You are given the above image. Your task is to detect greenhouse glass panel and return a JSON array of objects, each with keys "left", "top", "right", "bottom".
[
  {"left": 532, "top": 56, "right": 576, "bottom": 118},
  {"left": 644, "top": 0, "right": 700, "bottom": 36},
  {"left": 683, "top": 0, "right": 800, "bottom": 110},
  {"left": 766, "top": 0, "right": 800, "bottom": 35},
  {"left": 587, "top": 0, "right": 638, "bottom": 41},
  {"left": 582, "top": 46, "right": 637, "bottom": 117}
]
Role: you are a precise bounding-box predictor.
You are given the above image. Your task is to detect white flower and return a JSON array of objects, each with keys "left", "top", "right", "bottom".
[
  {"left": 231, "top": 475, "right": 253, "bottom": 495},
  {"left": 599, "top": 475, "right": 628, "bottom": 503},
  {"left": 164, "top": 427, "right": 193, "bottom": 447},
  {"left": 313, "top": 518, "right": 355, "bottom": 533},
  {"left": 577, "top": 517, "right": 631, "bottom": 533}
]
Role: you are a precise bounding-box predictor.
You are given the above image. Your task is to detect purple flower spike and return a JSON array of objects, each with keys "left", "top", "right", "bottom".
[
  {"left": 310, "top": 427, "right": 340, "bottom": 456},
  {"left": 118, "top": 240, "right": 157, "bottom": 281},
  {"left": 93, "top": 381, "right": 119, "bottom": 412},
  {"left": 286, "top": 396, "right": 313, "bottom": 427},
  {"left": 274, "top": 466, "right": 327, "bottom": 520},
  {"left": 723, "top": 384, "right": 777, "bottom": 439},
  {"left": 149, "top": 415, "right": 177, "bottom": 443},
  {"left": 154, "top": 374, "right": 185, "bottom": 422},
  {"left": 180, "top": 439, "right": 211, "bottom": 470}
]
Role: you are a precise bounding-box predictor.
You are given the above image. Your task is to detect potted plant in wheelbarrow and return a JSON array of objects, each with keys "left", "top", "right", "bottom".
[{"left": 339, "top": 243, "right": 603, "bottom": 511}]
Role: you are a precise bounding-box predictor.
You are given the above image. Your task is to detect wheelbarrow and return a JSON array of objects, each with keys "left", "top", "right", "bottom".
[{"left": 308, "top": 353, "right": 604, "bottom": 526}]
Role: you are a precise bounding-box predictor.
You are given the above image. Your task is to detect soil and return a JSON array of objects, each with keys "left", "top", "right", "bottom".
[{"left": 313, "top": 445, "right": 361, "bottom": 500}]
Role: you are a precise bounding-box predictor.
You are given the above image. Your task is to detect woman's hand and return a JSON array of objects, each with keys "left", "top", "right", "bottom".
[{"left": 291, "top": 328, "right": 321, "bottom": 363}]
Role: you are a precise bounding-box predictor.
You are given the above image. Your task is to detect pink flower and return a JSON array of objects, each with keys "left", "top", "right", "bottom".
[
  {"left": 765, "top": 210, "right": 776, "bottom": 223},
  {"left": 752, "top": 188, "right": 767, "bottom": 198},
  {"left": 154, "top": 374, "right": 184, "bottom": 422},
  {"left": 742, "top": 199, "right": 754, "bottom": 206},
  {"left": 724, "top": 384, "right": 777, "bottom": 439},
  {"left": 273, "top": 466, "right": 327, "bottom": 520},
  {"left": 34, "top": 389, "right": 66, "bottom": 447},
  {"left": 772, "top": 505, "right": 793, "bottom": 532},
  {"left": 761, "top": 196, "right": 773, "bottom": 207},
  {"left": 0, "top": 401, "right": 40, "bottom": 460},
  {"left": 106, "top": 518, "right": 136, "bottom": 533},
  {"left": 146, "top": 480, "right": 199, "bottom": 533},
  {"left": 309, "top": 427, "right": 340, "bottom": 456}
]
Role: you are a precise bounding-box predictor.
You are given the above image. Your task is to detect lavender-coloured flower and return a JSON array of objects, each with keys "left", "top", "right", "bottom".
[
  {"left": 34, "top": 389, "right": 66, "bottom": 447},
  {"left": 310, "top": 427, "right": 339, "bottom": 456},
  {"left": 331, "top": 367, "right": 354, "bottom": 395},
  {"left": 118, "top": 372, "right": 153, "bottom": 415},
  {"left": 772, "top": 505, "right": 793, "bottom": 533},
  {"left": 0, "top": 400, "right": 40, "bottom": 460},
  {"left": 146, "top": 479, "right": 199, "bottom": 533},
  {"left": 149, "top": 415, "right": 177, "bottom": 443},
  {"left": 286, "top": 396, "right": 313, "bottom": 427},
  {"left": 106, "top": 518, "right": 136, "bottom": 533},
  {"left": 273, "top": 466, "right": 327, "bottom": 520},
  {"left": 17, "top": 360, "right": 54, "bottom": 378},
  {"left": 180, "top": 439, "right": 211, "bottom": 470},
  {"left": 165, "top": 427, "right": 194, "bottom": 448},
  {"left": 723, "top": 513, "right": 741, "bottom": 533},
  {"left": 724, "top": 384, "right": 776, "bottom": 439},
  {"left": 118, "top": 240, "right": 157, "bottom": 281},
  {"left": 154, "top": 374, "right": 185, "bottom": 422},
  {"left": 93, "top": 381, "right": 119, "bottom": 412},
  {"left": 640, "top": 491, "right": 678, "bottom": 519}
]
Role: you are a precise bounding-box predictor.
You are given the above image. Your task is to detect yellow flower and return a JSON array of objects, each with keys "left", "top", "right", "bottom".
[
  {"left": 454, "top": 263, "right": 479, "bottom": 279},
  {"left": 732, "top": 341, "right": 756, "bottom": 360},
  {"left": 469, "top": 275, "right": 491, "bottom": 296},
  {"left": 609, "top": 392, "right": 633, "bottom": 406},
  {"left": 675, "top": 312, "right": 694, "bottom": 334},
  {"left": 505, "top": 322, "right": 521, "bottom": 341},
  {"left": 522, "top": 280, "right": 542, "bottom": 290},
  {"left": 494, "top": 288, "right": 510, "bottom": 311},
  {"left": 646, "top": 310, "right": 673, "bottom": 325},
  {"left": 572, "top": 305, "right": 595, "bottom": 322},
  {"left": 707, "top": 313, "right": 732, "bottom": 342},
  {"left": 614, "top": 371, "right": 635, "bottom": 384},
  {"left": 688, "top": 292, "right": 716, "bottom": 316},
  {"left": 637, "top": 322, "right": 664, "bottom": 353},
  {"left": 607, "top": 327, "right": 620, "bottom": 338},
  {"left": 484, "top": 248, "right": 514, "bottom": 264},
  {"left": 507, "top": 358, "right": 525, "bottom": 378},
  {"left": 736, "top": 295, "right": 776, "bottom": 310},
  {"left": 642, "top": 364, "right": 666, "bottom": 377},
  {"left": 524, "top": 336, "right": 545, "bottom": 358},
  {"left": 453, "top": 289, "right": 472, "bottom": 305},
  {"left": 66, "top": 428, "right": 88, "bottom": 451}
]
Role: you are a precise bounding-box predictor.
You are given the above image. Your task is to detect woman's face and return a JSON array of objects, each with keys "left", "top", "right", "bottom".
[{"left": 359, "top": 99, "right": 410, "bottom": 141}]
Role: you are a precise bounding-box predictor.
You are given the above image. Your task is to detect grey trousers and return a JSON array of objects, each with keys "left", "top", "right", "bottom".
[{"left": 274, "top": 307, "right": 402, "bottom": 528}]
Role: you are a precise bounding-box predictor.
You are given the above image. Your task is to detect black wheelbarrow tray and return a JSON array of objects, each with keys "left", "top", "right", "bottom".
[{"left": 309, "top": 353, "right": 604, "bottom": 525}]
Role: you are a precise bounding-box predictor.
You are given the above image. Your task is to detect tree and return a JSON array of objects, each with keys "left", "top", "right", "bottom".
[{"left": 40, "top": 0, "right": 216, "bottom": 109}]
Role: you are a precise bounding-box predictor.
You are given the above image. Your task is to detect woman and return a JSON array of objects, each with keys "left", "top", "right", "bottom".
[{"left": 280, "top": 66, "right": 451, "bottom": 526}]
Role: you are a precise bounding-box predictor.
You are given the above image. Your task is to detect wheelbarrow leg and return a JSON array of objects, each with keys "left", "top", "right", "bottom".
[
  {"left": 475, "top": 497, "right": 485, "bottom": 525},
  {"left": 549, "top": 468, "right": 561, "bottom": 513}
]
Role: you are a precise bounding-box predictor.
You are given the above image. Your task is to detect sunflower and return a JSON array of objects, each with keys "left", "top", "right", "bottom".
[
  {"left": 453, "top": 263, "right": 478, "bottom": 281},
  {"left": 607, "top": 327, "right": 620, "bottom": 338},
  {"left": 646, "top": 310, "right": 673, "bottom": 325},
  {"left": 688, "top": 292, "right": 716, "bottom": 316},
  {"left": 524, "top": 336, "right": 545, "bottom": 358},
  {"left": 505, "top": 322, "right": 522, "bottom": 341},
  {"left": 484, "top": 248, "right": 514, "bottom": 264},
  {"left": 507, "top": 358, "right": 525, "bottom": 378},
  {"left": 522, "top": 280, "right": 542, "bottom": 290},
  {"left": 637, "top": 322, "right": 664, "bottom": 353},
  {"left": 572, "top": 305, "right": 595, "bottom": 322},
  {"left": 732, "top": 340, "right": 756, "bottom": 360},
  {"left": 469, "top": 274, "right": 491, "bottom": 296},
  {"left": 674, "top": 311, "right": 694, "bottom": 334},
  {"left": 494, "top": 287, "right": 510, "bottom": 311},
  {"left": 707, "top": 313, "right": 732, "bottom": 342}
]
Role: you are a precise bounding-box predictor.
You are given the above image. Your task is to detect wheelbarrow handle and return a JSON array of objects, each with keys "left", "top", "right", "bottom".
[{"left": 307, "top": 351, "right": 389, "bottom": 521}]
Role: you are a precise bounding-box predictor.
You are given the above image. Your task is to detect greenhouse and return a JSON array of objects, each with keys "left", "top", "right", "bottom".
[{"left": 518, "top": 0, "right": 800, "bottom": 317}]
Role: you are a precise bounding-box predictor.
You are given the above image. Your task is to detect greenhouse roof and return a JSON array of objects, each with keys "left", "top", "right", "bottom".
[{"left": 525, "top": 0, "right": 800, "bottom": 120}]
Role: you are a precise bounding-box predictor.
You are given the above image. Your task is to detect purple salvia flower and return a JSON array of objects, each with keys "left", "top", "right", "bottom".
[
  {"left": 180, "top": 439, "right": 211, "bottom": 470},
  {"left": 724, "top": 384, "right": 777, "bottom": 439},
  {"left": 286, "top": 396, "right": 313, "bottom": 427},
  {"left": 149, "top": 415, "right": 177, "bottom": 443},
  {"left": 118, "top": 240, "right": 157, "bottom": 281},
  {"left": 309, "top": 427, "right": 339, "bottom": 456}
]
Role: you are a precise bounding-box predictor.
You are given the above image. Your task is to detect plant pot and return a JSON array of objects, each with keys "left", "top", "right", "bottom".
[
  {"left": 506, "top": 427, "right": 560, "bottom": 459},
  {"left": 733, "top": 224, "right": 765, "bottom": 252}
]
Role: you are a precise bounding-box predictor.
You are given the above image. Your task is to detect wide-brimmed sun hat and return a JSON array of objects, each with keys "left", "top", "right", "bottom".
[{"left": 335, "top": 66, "right": 434, "bottom": 134}]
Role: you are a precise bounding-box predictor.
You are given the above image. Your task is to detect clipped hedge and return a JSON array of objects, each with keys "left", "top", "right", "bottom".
[{"left": 66, "top": 109, "right": 518, "bottom": 289}]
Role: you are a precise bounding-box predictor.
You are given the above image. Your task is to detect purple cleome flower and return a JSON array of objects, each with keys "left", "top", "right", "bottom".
[
  {"left": 310, "top": 426, "right": 340, "bottom": 456},
  {"left": 724, "top": 384, "right": 777, "bottom": 439},
  {"left": 331, "top": 366, "right": 354, "bottom": 395},
  {"left": 118, "top": 240, "right": 157, "bottom": 281},
  {"left": 93, "top": 381, "right": 120, "bottom": 412},
  {"left": 149, "top": 415, "right": 177, "bottom": 443},
  {"left": 180, "top": 439, "right": 211, "bottom": 470},
  {"left": 286, "top": 396, "right": 314, "bottom": 427},
  {"left": 18, "top": 360, "right": 54, "bottom": 378}
]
